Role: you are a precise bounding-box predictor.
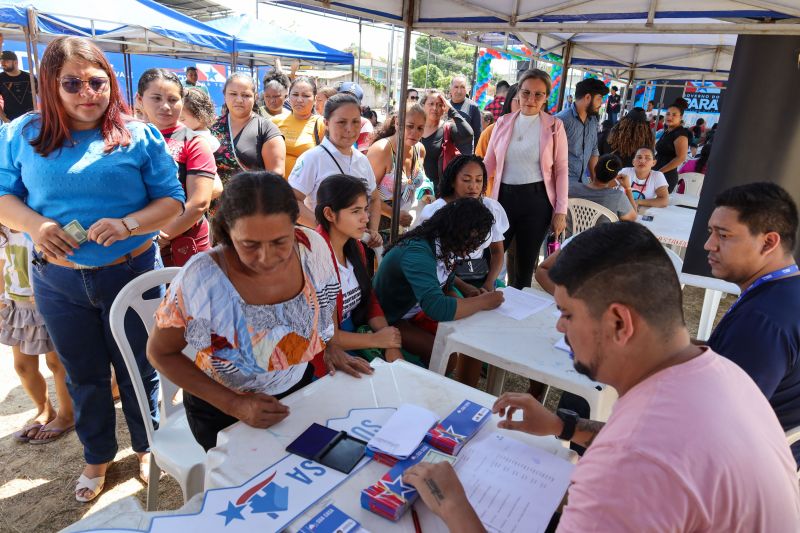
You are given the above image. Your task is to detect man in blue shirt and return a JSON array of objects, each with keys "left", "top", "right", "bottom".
[
  {"left": 555, "top": 78, "right": 608, "bottom": 183},
  {"left": 705, "top": 182, "right": 800, "bottom": 466}
]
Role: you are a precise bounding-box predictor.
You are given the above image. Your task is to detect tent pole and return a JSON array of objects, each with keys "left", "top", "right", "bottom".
[
  {"left": 357, "top": 18, "right": 362, "bottom": 83},
  {"left": 25, "top": 8, "right": 39, "bottom": 110},
  {"left": 424, "top": 36, "right": 431, "bottom": 88},
  {"left": 389, "top": 0, "right": 415, "bottom": 244},
  {"left": 656, "top": 81, "right": 667, "bottom": 126},
  {"left": 556, "top": 41, "right": 573, "bottom": 111}
]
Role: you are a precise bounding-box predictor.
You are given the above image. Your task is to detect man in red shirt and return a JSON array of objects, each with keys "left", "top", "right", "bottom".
[{"left": 484, "top": 80, "right": 508, "bottom": 120}]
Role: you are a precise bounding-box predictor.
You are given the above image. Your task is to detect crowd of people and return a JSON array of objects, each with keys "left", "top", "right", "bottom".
[{"left": 0, "top": 35, "right": 798, "bottom": 531}]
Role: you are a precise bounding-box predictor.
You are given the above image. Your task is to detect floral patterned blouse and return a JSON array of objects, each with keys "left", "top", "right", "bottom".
[{"left": 154, "top": 227, "right": 339, "bottom": 395}]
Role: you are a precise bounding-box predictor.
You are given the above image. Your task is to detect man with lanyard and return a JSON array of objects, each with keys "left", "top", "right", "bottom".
[
  {"left": 555, "top": 78, "right": 608, "bottom": 183},
  {"left": 184, "top": 66, "right": 209, "bottom": 97},
  {"left": 448, "top": 74, "right": 482, "bottom": 154},
  {"left": 705, "top": 182, "right": 800, "bottom": 467}
]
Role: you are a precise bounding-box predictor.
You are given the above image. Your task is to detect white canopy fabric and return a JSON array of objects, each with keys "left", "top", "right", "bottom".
[{"left": 272, "top": 0, "right": 800, "bottom": 80}]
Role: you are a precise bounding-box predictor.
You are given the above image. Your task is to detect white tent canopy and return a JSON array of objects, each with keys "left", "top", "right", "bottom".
[{"left": 271, "top": 0, "right": 800, "bottom": 80}]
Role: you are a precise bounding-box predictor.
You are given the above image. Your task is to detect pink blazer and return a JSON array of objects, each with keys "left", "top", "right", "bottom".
[{"left": 483, "top": 110, "right": 569, "bottom": 214}]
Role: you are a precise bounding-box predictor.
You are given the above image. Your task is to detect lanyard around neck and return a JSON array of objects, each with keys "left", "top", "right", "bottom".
[{"left": 723, "top": 264, "right": 799, "bottom": 319}]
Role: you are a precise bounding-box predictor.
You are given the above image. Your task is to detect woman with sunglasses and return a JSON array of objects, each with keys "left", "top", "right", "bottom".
[
  {"left": 210, "top": 73, "right": 286, "bottom": 188},
  {"left": 0, "top": 37, "right": 185, "bottom": 502},
  {"left": 482, "top": 69, "right": 569, "bottom": 289},
  {"left": 272, "top": 76, "right": 326, "bottom": 177}
]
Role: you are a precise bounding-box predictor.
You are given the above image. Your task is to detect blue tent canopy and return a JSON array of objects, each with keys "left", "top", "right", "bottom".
[{"left": 205, "top": 14, "right": 353, "bottom": 65}]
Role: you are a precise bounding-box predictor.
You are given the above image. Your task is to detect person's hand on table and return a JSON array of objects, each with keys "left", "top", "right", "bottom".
[
  {"left": 478, "top": 290, "right": 504, "bottom": 310},
  {"left": 226, "top": 391, "right": 289, "bottom": 428},
  {"left": 404, "top": 462, "right": 485, "bottom": 533},
  {"left": 364, "top": 229, "right": 383, "bottom": 248},
  {"left": 88, "top": 218, "right": 130, "bottom": 247},
  {"left": 324, "top": 345, "right": 374, "bottom": 377},
  {"left": 551, "top": 213, "right": 567, "bottom": 238},
  {"left": 384, "top": 347, "right": 404, "bottom": 362},
  {"left": 371, "top": 326, "right": 402, "bottom": 349},
  {"left": 399, "top": 210, "right": 413, "bottom": 227},
  {"left": 32, "top": 219, "right": 78, "bottom": 258},
  {"left": 480, "top": 280, "right": 496, "bottom": 293},
  {"left": 492, "top": 392, "right": 562, "bottom": 437}
]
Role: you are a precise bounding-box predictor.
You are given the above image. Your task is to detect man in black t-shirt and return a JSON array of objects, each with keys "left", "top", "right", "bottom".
[
  {"left": 606, "top": 85, "right": 621, "bottom": 124},
  {"left": 0, "top": 51, "right": 35, "bottom": 121}
]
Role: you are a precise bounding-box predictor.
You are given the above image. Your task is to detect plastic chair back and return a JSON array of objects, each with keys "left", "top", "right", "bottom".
[
  {"left": 109, "top": 267, "right": 205, "bottom": 509},
  {"left": 567, "top": 198, "right": 619, "bottom": 235},
  {"left": 678, "top": 172, "right": 704, "bottom": 196}
]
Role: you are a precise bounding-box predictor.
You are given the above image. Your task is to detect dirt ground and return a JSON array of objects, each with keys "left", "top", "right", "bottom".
[{"left": 0, "top": 286, "right": 732, "bottom": 533}]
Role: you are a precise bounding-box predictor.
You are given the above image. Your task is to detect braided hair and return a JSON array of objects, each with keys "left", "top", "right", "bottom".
[
  {"left": 384, "top": 197, "right": 494, "bottom": 271},
  {"left": 607, "top": 110, "right": 655, "bottom": 162}
]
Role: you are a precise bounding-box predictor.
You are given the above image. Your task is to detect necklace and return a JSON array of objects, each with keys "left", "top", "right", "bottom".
[{"left": 516, "top": 114, "right": 539, "bottom": 142}]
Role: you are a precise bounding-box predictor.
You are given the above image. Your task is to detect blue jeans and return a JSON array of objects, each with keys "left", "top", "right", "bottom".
[{"left": 32, "top": 245, "right": 162, "bottom": 464}]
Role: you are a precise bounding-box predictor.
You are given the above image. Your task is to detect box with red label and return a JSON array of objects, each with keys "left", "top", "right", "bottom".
[{"left": 424, "top": 400, "right": 491, "bottom": 455}]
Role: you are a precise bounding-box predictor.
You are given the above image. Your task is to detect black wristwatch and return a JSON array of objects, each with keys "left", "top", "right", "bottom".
[{"left": 556, "top": 408, "right": 579, "bottom": 441}]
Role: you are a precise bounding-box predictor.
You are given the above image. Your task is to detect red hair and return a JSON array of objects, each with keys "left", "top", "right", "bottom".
[{"left": 30, "top": 36, "right": 131, "bottom": 156}]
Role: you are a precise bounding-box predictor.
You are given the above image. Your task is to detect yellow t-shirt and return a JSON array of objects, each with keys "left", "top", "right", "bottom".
[{"left": 271, "top": 113, "right": 326, "bottom": 177}]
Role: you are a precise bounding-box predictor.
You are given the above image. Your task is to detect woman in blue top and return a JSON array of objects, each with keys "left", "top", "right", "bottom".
[{"left": 0, "top": 37, "right": 185, "bottom": 502}]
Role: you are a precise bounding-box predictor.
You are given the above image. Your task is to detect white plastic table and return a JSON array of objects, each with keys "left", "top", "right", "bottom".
[
  {"left": 429, "top": 288, "right": 618, "bottom": 422},
  {"left": 204, "top": 359, "right": 576, "bottom": 532},
  {"left": 670, "top": 193, "right": 700, "bottom": 208},
  {"left": 638, "top": 204, "right": 697, "bottom": 249}
]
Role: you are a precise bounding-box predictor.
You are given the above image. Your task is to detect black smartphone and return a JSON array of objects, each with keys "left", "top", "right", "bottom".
[{"left": 286, "top": 423, "right": 367, "bottom": 474}]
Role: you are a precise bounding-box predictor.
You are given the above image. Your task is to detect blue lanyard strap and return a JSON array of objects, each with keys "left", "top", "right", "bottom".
[{"left": 724, "top": 264, "right": 799, "bottom": 319}]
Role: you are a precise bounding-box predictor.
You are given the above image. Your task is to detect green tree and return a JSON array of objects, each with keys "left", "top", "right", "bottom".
[
  {"left": 411, "top": 64, "right": 443, "bottom": 89},
  {"left": 411, "top": 35, "right": 475, "bottom": 90}
]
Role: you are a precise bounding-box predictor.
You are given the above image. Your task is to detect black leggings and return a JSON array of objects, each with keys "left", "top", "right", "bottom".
[
  {"left": 184, "top": 364, "right": 315, "bottom": 451},
  {"left": 498, "top": 182, "right": 553, "bottom": 289}
]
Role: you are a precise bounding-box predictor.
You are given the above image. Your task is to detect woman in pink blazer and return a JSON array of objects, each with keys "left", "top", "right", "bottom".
[{"left": 483, "top": 69, "right": 569, "bottom": 289}]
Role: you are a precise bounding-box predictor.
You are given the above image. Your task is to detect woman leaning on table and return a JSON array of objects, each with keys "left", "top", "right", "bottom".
[
  {"left": 0, "top": 36, "right": 185, "bottom": 503},
  {"left": 482, "top": 69, "right": 569, "bottom": 290},
  {"left": 148, "top": 172, "right": 372, "bottom": 452}
]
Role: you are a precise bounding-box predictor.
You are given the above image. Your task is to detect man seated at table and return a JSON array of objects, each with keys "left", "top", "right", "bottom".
[
  {"left": 404, "top": 221, "right": 800, "bottom": 532},
  {"left": 704, "top": 182, "right": 800, "bottom": 466},
  {"left": 568, "top": 153, "right": 637, "bottom": 222}
]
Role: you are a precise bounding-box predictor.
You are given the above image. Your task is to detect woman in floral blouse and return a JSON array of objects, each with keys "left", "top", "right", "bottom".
[
  {"left": 210, "top": 74, "right": 285, "bottom": 188},
  {"left": 147, "top": 172, "right": 372, "bottom": 450}
]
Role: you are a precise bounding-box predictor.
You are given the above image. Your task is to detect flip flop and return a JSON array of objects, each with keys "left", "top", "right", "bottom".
[
  {"left": 13, "top": 423, "right": 43, "bottom": 443},
  {"left": 29, "top": 424, "right": 75, "bottom": 445},
  {"left": 75, "top": 473, "right": 106, "bottom": 503}
]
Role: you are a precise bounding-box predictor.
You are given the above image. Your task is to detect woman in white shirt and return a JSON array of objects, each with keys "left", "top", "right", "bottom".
[
  {"left": 289, "top": 93, "right": 382, "bottom": 248},
  {"left": 617, "top": 147, "right": 669, "bottom": 208},
  {"left": 416, "top": 155, "right": 509, "bottom": 294},
  {"left": 315, "top": 175, "right": 403, "bottom": 363}
]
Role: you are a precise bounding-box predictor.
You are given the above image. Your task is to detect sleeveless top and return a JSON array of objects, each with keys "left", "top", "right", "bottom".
[{"left": 377, "top": 142, "right": 426, "bottom": 210}]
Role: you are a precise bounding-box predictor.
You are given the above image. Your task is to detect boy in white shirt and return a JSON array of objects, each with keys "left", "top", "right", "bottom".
[{"left": 617, "top": 147, "right": 669, "bottom": 208}]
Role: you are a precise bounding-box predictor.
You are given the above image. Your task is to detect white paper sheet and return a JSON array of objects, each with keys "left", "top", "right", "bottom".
[
  {"left": 366, "top": 404, "right": 438, "bottom": 459},
  {"left": 554, "top": 336, "right": 572, "bottom": 354},
  {"left": 495, "top": 287, "right": 554, "bottom": 320},
  {"left": 455, "top": 432, "right": 575, "bottom": 533}
]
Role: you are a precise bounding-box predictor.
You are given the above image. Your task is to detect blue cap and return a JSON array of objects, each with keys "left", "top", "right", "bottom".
[{"left": 338, "top": 81, "right": 364, "bottom": 101}]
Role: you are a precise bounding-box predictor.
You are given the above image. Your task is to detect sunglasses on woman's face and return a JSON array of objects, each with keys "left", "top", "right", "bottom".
[{"left": 59, "top": 76, "right": 109, "bottom": 94}]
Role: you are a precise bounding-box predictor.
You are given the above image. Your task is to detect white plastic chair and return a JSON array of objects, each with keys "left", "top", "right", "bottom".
[
  {"left": 109, "top": 267, "right": 205, "bottom": 511},
  {"left": 567, "top": 198, "right": 619, "bottom": 235},
  {"left": 678, "top": 172, "right": 704, "bottom": 196},
  {"left": 663, "top": 247, "right": 686, "bottom": 289}
]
